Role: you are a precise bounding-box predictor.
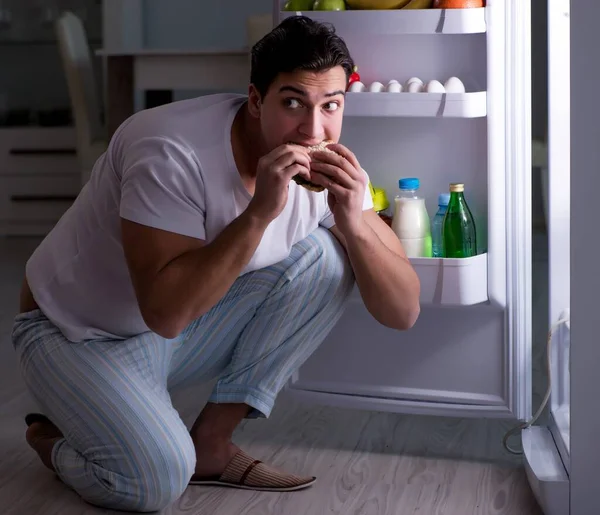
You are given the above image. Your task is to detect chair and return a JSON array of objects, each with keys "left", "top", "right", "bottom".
[{"left": 55, "top": 11, "right": 107, "bottom": 187}]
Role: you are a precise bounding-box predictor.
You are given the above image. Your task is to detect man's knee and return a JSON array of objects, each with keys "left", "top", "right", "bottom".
[
  {"left": 304, "top": 227, "right": 354, "bottom": 296},
  {"left": 88, "top": 435, "right": 195, "bottom": 512}
]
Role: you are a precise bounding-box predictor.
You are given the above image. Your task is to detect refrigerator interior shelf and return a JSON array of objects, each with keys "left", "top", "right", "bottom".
[
  {"left": 349, "top": 253, "right": 489, "bottom": 307},
  {"left": 344, "top": 91, "right": 487, "bottom": 118},
  {"left": 280, "top": 8, "right": 486, "bottom": 35},
  {"left": 411, "top": 253, "right": 488, "bottom": 306}
]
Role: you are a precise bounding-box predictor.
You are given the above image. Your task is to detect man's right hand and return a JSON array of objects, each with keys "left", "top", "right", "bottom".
[{"left": 247, "top": 144, "right": 311, "bottom": 223}]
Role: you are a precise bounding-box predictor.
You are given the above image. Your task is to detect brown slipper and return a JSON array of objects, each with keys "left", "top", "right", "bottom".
[{"left": 189, "top": 450, "right": 316, "bottom": 492}]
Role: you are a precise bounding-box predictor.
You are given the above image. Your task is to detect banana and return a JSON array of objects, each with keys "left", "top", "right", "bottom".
[
  {"left": 402, "top": 0, "right": 434, "bottom": 8},
  {"left": 346, "top": 0, "right": 412, "bottom": 9}
]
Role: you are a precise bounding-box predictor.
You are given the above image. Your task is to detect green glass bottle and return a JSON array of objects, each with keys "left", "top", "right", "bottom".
[{"left": 443, "top": 183, "right": 477, "bottom": 258}]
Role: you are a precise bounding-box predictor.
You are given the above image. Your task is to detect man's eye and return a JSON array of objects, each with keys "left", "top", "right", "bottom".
[
  {"left": 323, "top": 102, "right": 340, "bottom": 112},
  {"left": 285, "top": 98, "right": 302, "bottom": 109}
]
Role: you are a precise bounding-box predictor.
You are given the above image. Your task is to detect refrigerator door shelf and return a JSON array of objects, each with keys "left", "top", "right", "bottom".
[
  {"left": 349, "top": 253, "right": 489, "bottom": 307},
  {"left": 344, "top": 91, "right": 487, "bottom": 118},
  {"left": 279, "top": 7, "right": 486, "bottom": 35}
]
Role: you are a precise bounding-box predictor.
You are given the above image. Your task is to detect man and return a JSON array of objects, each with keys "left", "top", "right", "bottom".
[{"left": 13, "top": 16, "right": 420, "bottom": 512}]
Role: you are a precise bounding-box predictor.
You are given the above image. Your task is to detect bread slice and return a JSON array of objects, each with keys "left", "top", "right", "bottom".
[{"left": 292, "top": 140, "right": 336, "bottom": 193}]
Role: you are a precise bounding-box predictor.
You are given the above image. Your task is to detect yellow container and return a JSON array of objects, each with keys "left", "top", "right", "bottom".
[{"left": 369, "top": 184, "right": 390, "bottom": 213}]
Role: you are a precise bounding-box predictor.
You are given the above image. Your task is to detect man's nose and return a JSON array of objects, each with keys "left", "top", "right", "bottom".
[{"left": 299, "top": 109, "right": 325, "bottom": 141}]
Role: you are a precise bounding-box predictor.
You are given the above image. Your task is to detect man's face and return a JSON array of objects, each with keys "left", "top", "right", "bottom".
[{"left": 250, "top": 66, "right": 347, "bottom": 151}]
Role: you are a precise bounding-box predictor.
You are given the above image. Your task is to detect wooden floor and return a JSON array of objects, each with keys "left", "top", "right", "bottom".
[{"left": 0, "top": 237, "right": 546, "bottom": 515}]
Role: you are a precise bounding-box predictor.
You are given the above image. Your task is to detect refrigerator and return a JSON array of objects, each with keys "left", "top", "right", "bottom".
[{"left": 272, "top": 1, "right": 571, "bottom": 514}]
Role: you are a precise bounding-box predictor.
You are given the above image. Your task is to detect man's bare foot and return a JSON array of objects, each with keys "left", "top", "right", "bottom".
[
  {"left": 190, "top": 402, "right": 250, "bottom": 479},
  {"left": 26, "top": 420, "right": 63, "bottom": 472},
  {"left": 192, "top": 438, "right": 240, "bottom": 478}
]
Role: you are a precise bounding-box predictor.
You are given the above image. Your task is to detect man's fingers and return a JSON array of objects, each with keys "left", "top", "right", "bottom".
[
  {"left": 310, "top": 171, "right": 347, "bottom": 195},
  {"left": 311, "top": 148, "right": 360, "bottom": 180},
  {"left": 310, "top": 162, "right": 355, "bottom": 189},
  {"left": 282, "top": 163, "right": 311, "bottom": 183},
  {"left": 272, "top": 149, "right": 311, "bottom": 173},
  {"left": 325, "top": 143, "right": 362, "bottom": 173},
  {"left": 260, "top": 144, "right": 310, "bottom": 169}
]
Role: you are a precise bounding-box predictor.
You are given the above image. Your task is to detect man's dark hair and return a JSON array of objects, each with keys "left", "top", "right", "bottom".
[{"left": 250, "top": 16, "right": 355, "bottom": 98}]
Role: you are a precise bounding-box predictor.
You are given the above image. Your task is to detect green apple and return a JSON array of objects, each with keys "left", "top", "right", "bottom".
[
  {"left": 313, "top": 0, "right": 347, "bottom": 10},
  {"left": 283, "top": 0, "right": 314, "bottom": 10}
]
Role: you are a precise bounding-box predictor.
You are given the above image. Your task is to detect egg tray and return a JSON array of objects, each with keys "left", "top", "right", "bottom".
[{"left": 349, "top": 76, "right": 468, "bottom": 94}]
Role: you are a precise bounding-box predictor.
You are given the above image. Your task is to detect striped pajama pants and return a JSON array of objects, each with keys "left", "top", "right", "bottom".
[{"left": 12, "top": 228, "right": 354, "bottom": 512}]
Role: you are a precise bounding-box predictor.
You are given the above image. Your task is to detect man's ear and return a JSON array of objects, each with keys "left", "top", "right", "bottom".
[{"left": 248, "top": 84, "right": 262, "bottom": 118}]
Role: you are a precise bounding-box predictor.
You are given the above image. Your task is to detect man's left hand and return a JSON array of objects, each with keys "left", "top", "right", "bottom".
[{"left": 309, "top": 143, "right": 368, "bottom": 236}]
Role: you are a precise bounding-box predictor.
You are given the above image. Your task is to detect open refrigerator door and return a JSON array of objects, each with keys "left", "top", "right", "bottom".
[{"left": 275, "top": 0, "right": 532, "bottom": 425}]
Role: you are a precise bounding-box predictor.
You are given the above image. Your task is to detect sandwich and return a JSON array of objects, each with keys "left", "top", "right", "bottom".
[{"left": 292, "top": 140, "right": 336, "bottom": 192}]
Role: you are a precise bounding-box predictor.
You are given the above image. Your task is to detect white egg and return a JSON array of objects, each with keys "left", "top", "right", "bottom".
[
  {"left": 404, "top": 77, "right": 423, "bottom": 92},
  {"left": 369, "top": 81, "right": 385, "bottom": 93},
  {"left": 407, "top": 81, "right": 424, "bottom": 93},
  {"left": 426, "top": 80, "right": 446, "bottom": 93},
  {"left": 444, "top": 76, "right": 466, "bottom": 93},
  {"left": 348, "top": 81, "right": 366, "bottom": 93},
  {"left": 404, "top": 77, "right": 423, "bottom": 89},
  {"left": 388, "top": 79, "right": 400, "bottom": 85},
  {"left": 386, "top": 81, "right": 402, "bottom": 93}
]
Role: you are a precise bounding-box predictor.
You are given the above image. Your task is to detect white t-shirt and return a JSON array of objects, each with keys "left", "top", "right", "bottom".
[{"left": 25, "top": 94, "right": 373, "bottom": 342}]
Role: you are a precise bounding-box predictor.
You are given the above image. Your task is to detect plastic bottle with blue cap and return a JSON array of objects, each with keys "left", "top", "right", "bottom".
[
  {"left": 432, "top": 192, "right": 451, "bottom": 257},
  {"left": 391, "top": 178, "right": 432, "bottom": 258}
]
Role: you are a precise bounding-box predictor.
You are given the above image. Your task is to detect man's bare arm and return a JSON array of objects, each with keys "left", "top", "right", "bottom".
[
  {"left": 330, "top": 210, "right": 421, "bottom": 330},
  {"left": 122, "top": 211, "right": 268, "bottom": 339}
]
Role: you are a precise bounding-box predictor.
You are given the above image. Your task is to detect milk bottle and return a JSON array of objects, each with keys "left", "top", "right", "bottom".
[{"left": 391, "top": 178, "right": 432, "bottom": 258}]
